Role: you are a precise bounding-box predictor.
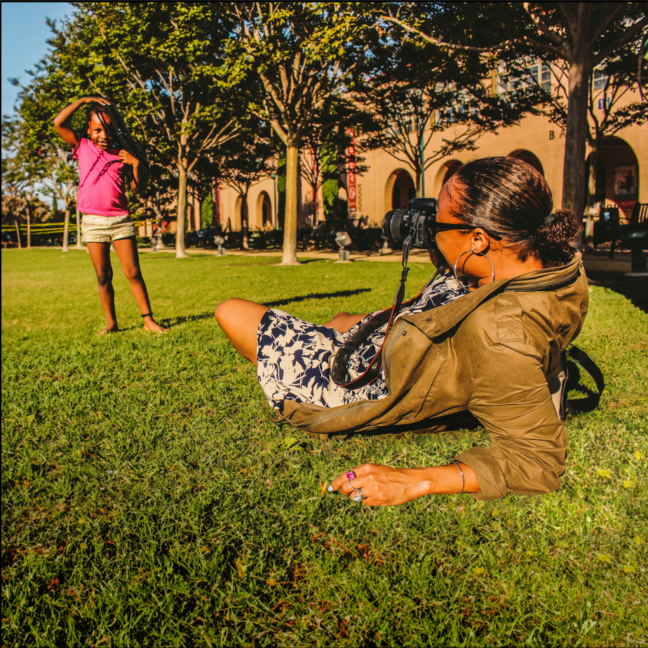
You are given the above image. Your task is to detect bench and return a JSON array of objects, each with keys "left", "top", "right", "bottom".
[{"left": 620, "top": 203, "right": 648, "bottom": 273}]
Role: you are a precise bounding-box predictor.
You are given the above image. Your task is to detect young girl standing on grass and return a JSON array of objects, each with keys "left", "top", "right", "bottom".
[{"left": 54, "top": 96, "right": 167, "bottom": 334}]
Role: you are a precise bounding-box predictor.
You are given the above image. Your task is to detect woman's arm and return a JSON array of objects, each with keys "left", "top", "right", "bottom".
[
  {"left": 53, "top": 96, "right": 110, "bottom": 147},
  {"left": 118, "top": 150, "right": 141, "bottom": 192},
  {"left": 324, "top": 312, "right": 367, "bottom": 332},
  {"left": 330, "top": 461, "right": 480, "bottom": 506}
]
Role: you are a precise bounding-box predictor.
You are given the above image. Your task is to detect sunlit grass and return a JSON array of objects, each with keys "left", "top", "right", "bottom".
[{"left": 2, "top": 249, "right": 647, "bottom": 647}]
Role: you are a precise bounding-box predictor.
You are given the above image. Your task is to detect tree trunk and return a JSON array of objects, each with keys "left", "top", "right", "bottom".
[
  {"left": 26, "top": 206, "right": 31, "bottom": 249},
  {"left": 282, "top": 144, "right": 300, "bottom": 265},
  {"left": 14, "top": 220, "right": 22, "bottom": 249},
  {"left": 152, "top": 193, "right": 167, "bottom": 250},
  {"left": 62, "top": 207, "right": 70, "bottom": 252},
  {"left": 561, "top": 52, "right": 592, "bottom": 250},
  {"left": 75, "top": 206, "right": 83, "bottom": 249},
  {"left": 241, "top": 195, "right": 249, "bottom": 250},
  {"left": 584, "top": 145, "right": 598, "bottom": 251},
  {"left": 176, "top": 165, "right": 188, "bottom": 259},
  {"left": 415, "top": 166, "right": 423, "bottom": 198}
]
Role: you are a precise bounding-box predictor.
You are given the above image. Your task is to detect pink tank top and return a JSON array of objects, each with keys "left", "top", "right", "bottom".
[{"left": 73, "top": 138, "right": 129, "bottom": 217}]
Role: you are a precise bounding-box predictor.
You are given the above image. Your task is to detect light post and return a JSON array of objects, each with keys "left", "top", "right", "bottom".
[{"left": 335, "top": 231, "right": 352, "bottom": 263}]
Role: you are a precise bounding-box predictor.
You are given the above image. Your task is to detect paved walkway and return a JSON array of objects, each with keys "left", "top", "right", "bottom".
[{"left": 140, "top": 246, "right": 429, "bottom": 263}]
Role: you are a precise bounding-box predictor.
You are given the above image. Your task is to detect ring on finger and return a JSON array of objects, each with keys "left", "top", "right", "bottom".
[
  {"left": 352, "top": 488, "right": 367, "bottom": 501},
  {"left": 348, "top": 479, "right": 362, "bottom": 492}
]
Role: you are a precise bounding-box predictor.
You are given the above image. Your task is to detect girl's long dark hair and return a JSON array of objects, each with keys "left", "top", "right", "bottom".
[{"left": 76, "top": 102, "right": 149, "bottom": 191}]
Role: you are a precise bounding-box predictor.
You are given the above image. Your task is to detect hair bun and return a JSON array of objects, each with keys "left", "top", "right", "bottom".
[{"left": 534, "top": 209, "right": 581, "bottom": 262}]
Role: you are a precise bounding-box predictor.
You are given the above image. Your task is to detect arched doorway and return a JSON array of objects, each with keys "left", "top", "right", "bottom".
[
  {"left": 384, "top": 169, "right": 416, "bottom": 213},
  {"left": 433, "top": 160, "right": 463, "bottom": 196},
  {"left": 508, "top": 150, "right": 545, "bottom": 176},
  {"left": 234, "top": 195, "right": 243, "bottom": 229},
  {"left": 595, "top": 137, "right": 639, "bottom": 222},
  {"left": 256, "top": 191, "right": 273, "bottom": 228}
]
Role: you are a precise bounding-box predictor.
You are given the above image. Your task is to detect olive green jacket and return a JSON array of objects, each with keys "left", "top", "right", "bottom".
[{"left": 277, "top": 252, "right": 589, "bottom": 501}]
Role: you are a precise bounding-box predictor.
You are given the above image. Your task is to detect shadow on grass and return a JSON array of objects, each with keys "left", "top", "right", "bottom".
[
  {"left": 263, "top": 288, "right": 371, "bottom": 308},
  {"left": 157, "top": 289, "right": 373, "bottom": 328},
  {"left": 158, "top": 312, "right": 215, "bottom": 328},
  {"left": 587, "top": 271, "right": 648, "bottom": 314}
]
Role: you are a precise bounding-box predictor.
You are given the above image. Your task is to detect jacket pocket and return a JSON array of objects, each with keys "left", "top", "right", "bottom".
[
  {"left": 405, "top": 345, "right": 448, "bottom": 421},
  {"left": 376, "top": 327, "right": 447, "bottom": 426}
]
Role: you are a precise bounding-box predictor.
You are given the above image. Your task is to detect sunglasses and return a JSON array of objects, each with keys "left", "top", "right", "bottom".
[{"left": 429, "top": 222, "right": 504, "bottom": 241}]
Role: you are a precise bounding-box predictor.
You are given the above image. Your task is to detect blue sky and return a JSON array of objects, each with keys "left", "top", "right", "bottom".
[{"left": 1, "top": 2, "right": 74, "bottom": 117}]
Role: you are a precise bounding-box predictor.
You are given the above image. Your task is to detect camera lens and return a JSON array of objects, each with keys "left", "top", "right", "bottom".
[{"left": 382, "top": 209, "right": 410, "bottom": 243}]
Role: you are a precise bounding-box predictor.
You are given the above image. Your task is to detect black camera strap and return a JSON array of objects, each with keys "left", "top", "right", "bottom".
[
  {"left": 564, "top": 345, "right": 605, "bottom": 414},
  {"left": 331, "top": 234, "right": 415, "bottom": 389}
]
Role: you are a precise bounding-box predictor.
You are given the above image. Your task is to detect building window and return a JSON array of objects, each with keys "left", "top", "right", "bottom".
[
  {"left": 498, "top": 63, "right": 551, "bottom": 93},
  {"left": 593, "top": 69, "right": 608, "bottom": 91},
  {"left": 436, "top": 107, "right": 456, "bottom": 124}
]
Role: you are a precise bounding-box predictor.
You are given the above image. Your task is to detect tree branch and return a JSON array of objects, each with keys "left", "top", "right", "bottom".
[
  {"left": 522, "top": 2, "right": 569, "bottom": 50},
  {"left": 588, "top": 2, "right": 626, "bottom": 46},
  {"left": 380, "top": 14, "right": 567, "bottom": 59},
  {"left": 594, "top": 15, "right": 648, "bottom": 66}
]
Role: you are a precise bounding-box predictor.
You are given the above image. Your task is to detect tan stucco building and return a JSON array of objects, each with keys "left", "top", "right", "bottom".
[{"left": 181, "top": 80, "right": 645, "bottom": 235}]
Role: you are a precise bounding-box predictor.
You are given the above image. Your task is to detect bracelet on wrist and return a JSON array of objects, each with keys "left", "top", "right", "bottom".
[{"left": 451, "top": 460, "right": 465, "bottom": 494}]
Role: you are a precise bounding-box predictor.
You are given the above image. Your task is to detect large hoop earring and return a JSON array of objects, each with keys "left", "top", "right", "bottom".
[
  {"left": 452, "top": 249, "right": 495, "bottom": 285},
  {"left": 452, "top": 250, "right": 473, "bottom": 284}
]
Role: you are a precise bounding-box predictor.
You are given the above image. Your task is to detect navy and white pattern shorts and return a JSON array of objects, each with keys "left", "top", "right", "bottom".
[{"left": 256, "top": 272, "right": 466, "bottom": 409}]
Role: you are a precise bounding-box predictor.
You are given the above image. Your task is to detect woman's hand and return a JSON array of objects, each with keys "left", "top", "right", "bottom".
[
  {"left": 118, "top": 150, "right": 139, "bottom": 167},
  {"left": 83, "top": 96, "right": 111, "bottom": 105},
  {"left": 329, "top": 461, "right": 480, "bottom": 506},
  {"left": 53, "top": 97, "right": 111, "bottom": 147},
  {"left": 330, "top": 463, "right": 432, "bottom": 506},
  {"left": 118, "top": 150, "right": 142, "bottom": 192}
]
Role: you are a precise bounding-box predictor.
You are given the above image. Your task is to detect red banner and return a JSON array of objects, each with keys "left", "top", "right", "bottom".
[
  {"left": 346, "top": 129, "right": 357, "bottom": 213},
  {"left": 311, "top": 147, "right": 318, "bottom": 220}
]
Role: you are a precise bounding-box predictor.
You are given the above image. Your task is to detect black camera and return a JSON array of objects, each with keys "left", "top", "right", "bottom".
[{"left": 382, "top": 198, "right": 438, "bottom": 249}]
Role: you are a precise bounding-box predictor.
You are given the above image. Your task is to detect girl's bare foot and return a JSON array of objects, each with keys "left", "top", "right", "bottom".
[
  {"left": 143, "top": 316, "right": 168, "bottom": 334},
  {"left": 97, "top": 324, "right": 119, "bottom": 336}
]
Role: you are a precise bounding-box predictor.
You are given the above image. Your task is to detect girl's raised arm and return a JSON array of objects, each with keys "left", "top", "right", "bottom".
[{"left": 53, "top": 97, "right": 110, "bottom": 148}]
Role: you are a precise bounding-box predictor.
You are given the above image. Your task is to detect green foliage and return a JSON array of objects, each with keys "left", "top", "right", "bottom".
[
  {"left": 2, "top": 249, "right": 647, "bottom": 646},
  {"left": 201, "top": 192, "right": 215, "bottom": 229},
  {"left": 319, "top": 135, "right": 347, "bottom": 227}
]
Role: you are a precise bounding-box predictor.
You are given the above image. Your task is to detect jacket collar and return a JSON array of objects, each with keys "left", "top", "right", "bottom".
[{"left": 403, "top": 252, "right": 583, "bottom": 339}]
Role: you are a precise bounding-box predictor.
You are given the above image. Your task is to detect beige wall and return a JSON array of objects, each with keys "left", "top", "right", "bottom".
[{"left": 215, "top": 85, "right": 646, "bottom": 230}]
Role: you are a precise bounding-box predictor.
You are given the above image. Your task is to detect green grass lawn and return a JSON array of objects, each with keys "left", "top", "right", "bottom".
[{"left": 2, "top": 249, "right": 647, "bottom": 647}]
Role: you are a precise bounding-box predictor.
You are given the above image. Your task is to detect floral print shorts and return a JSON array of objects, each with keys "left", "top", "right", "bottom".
[{"left": 256, "top": 272, "right": 466, "bottom": 409}]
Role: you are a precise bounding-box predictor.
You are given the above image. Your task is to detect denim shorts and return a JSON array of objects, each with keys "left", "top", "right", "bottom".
[{"left": 82, "top": 214, "right": 136, "bottom": 244}]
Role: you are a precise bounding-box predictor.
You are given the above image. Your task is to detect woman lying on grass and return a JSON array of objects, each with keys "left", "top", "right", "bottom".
[
  {"left": 216, "top": 157, "right": 585, "bottom": 506},
  {"left": 53, "top": 97, "right": 167, "bottom": 335}
]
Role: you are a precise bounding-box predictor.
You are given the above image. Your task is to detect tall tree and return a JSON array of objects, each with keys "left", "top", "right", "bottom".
[
  {"left": 40, "top": 2, "right": 242, "bottom": 258},
  {"left": 226, "top": 2, "right": 371, "bottom": 265},
  {"left": 1, "top": 117, "right": 55, "bottom": 249},
  {"left": 9, "top": 77, "right": 81, "bottom": 252},
  {"left": 378, "top": 2, "right": 647, "bottom": 233}
]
